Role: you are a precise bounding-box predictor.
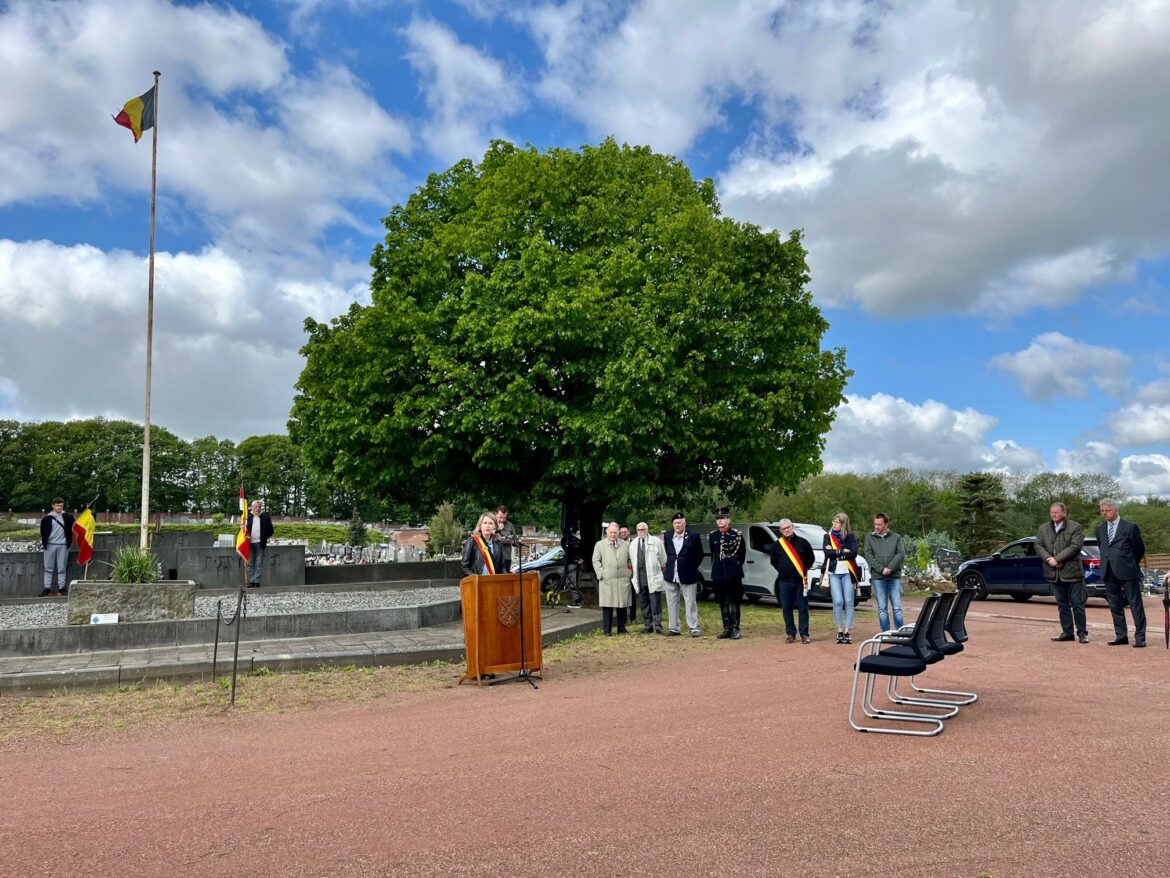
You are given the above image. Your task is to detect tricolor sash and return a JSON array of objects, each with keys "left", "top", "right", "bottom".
[
  {"left": 828, "top": 532, "right": 860, "bottom": 581},
  {"left": 779, "top": 537, "right": 806, "bottom": 579},
  {"left": 473, "top": 534, "right": 496, "bottom": 575}
]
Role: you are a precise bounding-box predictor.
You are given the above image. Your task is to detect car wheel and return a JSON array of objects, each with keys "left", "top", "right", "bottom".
[
  {"left": 1010, "top": 593, "right": 1032, "bottom": 602},
  {"left": 961, "top": 571, "right": 988, "bottom": 600},
  {"left": 745, "top": 593, "right": 762, "bottom": 603}
]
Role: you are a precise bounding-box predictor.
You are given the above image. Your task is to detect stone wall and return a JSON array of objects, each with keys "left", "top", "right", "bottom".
[
  {"left": 66, "top": 581, "right": 197, "bottom": 624},
  {"left": 176, "top": 546, "right": 306, "bottom": 588},
  {"left": 0, "top": 550, "right": 113, "bottom": 598}
]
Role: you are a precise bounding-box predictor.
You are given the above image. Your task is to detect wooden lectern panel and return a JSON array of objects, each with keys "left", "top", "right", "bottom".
[{"left": 458, "top": 572, "right": 543, "bottom": 686}]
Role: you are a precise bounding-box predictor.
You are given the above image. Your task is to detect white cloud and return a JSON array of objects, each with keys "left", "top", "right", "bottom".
[
  {"left": 1055, "top": 441, "right": 1121, "bottom": 475},
  {"left": 1119, "top": 454, "right": 1170, "bottom": 496},
  {"left": 1111, "top": 402, "right": 1170, "bottom": 446},
  {"left": 402, "top": 18, "right": 525, "bottom": 164},
  {"left": 823, "top": 393, "right": 1044, "bottom": 474},
  {"left": 989, "top": 333, "right": 1131, "bottom": 401},
  {"left": 0, "top": 239, "right": 364, "bottom": 439},
  {"left": 0, "top": 0, "right": 410, "bottom": 255},
  {"left": 518, "top": 1, "right": 1170, "bottom": 317}
]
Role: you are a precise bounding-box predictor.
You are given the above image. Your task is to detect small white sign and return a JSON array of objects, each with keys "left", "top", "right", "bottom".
[{"left": 90, "top": 613, "right": 119, "bottom": 625}]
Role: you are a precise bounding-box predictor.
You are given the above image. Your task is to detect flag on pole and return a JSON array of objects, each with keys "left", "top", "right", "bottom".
[
  {"left": 73, "top": 508, "right": 96, "bottom": 566},
  {"left": 113, "top": 86, "right": 156, "bottom": 142},
  {"left": 236, "top": 486, "right": 251, "bottom": 562}
]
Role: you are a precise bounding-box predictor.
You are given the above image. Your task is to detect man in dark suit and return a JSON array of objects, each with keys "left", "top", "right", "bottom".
[
  {"left": 709, "top": 507, "right": 746, "bottom": 639},
  {"left": 246, "top": 500, "right": 275, "bottom": 587},
  {"left": 1036, "top": 502, "right": 1089, "bottom": 643},
  {"left": 1096, "top": 498, "right": 1147, "bottom": 647},
  {"left": 663, "top": 512, "right": 704, "bottom": 637}
]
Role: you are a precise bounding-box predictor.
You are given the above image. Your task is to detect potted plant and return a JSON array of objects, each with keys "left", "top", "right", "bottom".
[{"left": 67, "top": 547, "right": 197, "bottom": 625}]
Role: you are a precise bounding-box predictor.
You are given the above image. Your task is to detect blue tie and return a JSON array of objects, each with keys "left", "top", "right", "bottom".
[{"left": 1107, "top": 520, "right": 1117, "bottom": 543}]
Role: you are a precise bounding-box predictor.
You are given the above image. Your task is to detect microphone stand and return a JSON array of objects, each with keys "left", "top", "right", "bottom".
[{"left": 491, "top": 536, "right": 539, "bottom": 689}]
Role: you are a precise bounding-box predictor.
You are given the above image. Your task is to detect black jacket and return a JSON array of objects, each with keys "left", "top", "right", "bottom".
[
  {"left": 769, "top": 534, "right": 815, "bottom": 584},
  {"left": 40, "top": 512, "right": 76, "bottom": 549},
  {"left": 461, "top": 535, "right": 511, "bottom": 577},
  {"left": 245, "top": 513, "right": 275, "bottom": 548},
  {"left": 708, "top": 528, "right": 746, "bottom": 581},
  {"left": 663, "top": 529, "right": 704, "bottom": 584},
  {"left": 1095, "top": 518, "right": 1146, "bottom": 582},
  {"left": 822, "top": 531, "right": 860, "bottom": 583}
]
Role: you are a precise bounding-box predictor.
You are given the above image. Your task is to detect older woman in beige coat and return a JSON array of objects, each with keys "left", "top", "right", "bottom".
[{"left": 593, "top": 522, "right": 632, "bottom": 636}]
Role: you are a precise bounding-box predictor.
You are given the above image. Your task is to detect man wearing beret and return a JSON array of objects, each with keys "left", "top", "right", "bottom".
[{"left": 663, "top": 512, "right": 703, "bottom": 637}]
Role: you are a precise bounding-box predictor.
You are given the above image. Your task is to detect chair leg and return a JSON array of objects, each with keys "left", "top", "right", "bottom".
[
  {"left": 905, "top": 675, "right": 978, "bottom": 705},
  {"left": 882, "top": 675, "right": 961, "bottom": 718},
  {"left": 847, "top": 641, "right": 943, "bottom": 736}
]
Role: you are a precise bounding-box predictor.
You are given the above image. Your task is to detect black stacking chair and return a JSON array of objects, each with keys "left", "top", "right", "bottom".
[
  {"left": 880, "top": 591, "right": 963, "bottom": 711},
  {"left": 848, "top": 593, "right": 946, "bottom": 736},
  {"left": 908, "top": 585, "right": 979, "bottom": 705}
]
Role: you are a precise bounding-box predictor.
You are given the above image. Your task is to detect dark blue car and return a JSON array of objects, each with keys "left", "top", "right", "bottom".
[{"left": 957, "top": 536, "right": 1104, "bottom": 601}]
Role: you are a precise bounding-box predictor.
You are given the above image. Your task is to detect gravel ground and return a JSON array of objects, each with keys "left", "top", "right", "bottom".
[{"left": 0, "top": 587, "right": 461, "bottom": 630}]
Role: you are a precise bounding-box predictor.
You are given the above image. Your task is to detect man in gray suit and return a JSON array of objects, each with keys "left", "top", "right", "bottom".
[
  {"left": 1095, "top": 498, "right": 1147, "bottom": 647},
  {"left": 1035, "top": 502, "right": 1088, "bottom": 643}
]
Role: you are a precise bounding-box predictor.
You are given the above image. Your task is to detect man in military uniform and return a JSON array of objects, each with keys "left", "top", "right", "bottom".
[{"left": 708, "top": 507, "right": 746, "bottom": 639}]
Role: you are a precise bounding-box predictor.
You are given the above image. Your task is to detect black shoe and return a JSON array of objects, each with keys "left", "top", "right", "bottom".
[
  {"left": 617, "top": 628, "right": 629, "bottom": 634},
  {"left": 1133, "top": 641, "right": 1146, "bottom": 648},
  {"left": 640, "top": 627, "right": 654, "bottom": 633},
  {"left": 603, "top": 631, "right": 612, "bottom": 637},
  {"left": 1078, "top": 634, "right": 1089, "bottom": 643},
  {"left": 835, "top": 632, "right": 844, "bottom": 644},
  {"left": 1107, "top": 637, "right": 1129, "bottom": 646},
  {"left": 654, "top": 628, "right": 664, "bottom": 634},
  {"left": 667, "top": 630, "right": 681, "bottom": 636},
  {"left": 40, "top": 587, "right": 51, "bottom": 597},
  {"left": 730, "top": 628, "right": 741, "bottom": 640},
  {"left": 717, "top": 629, "right": 732, "bottom": 639},
  {"left": 58, "top": 585, "right": 68, "bottom": 596},
  {"left": 1051, "top": 633, "right": 1074, "bottom": 642},
  {"left": 800, "top": 635, "right": 810, "bottom": 643}
]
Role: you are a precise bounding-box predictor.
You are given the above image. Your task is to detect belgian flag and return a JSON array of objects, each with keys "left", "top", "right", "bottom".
[
  {"left": 113, "top": 86, "right": 156, "bottom": 143},
  {"left": 235, "top": 486, "right": 251, "bottom": 563},
  {"left": 73, "top": 508, "right": 95, "bottom": 566}
]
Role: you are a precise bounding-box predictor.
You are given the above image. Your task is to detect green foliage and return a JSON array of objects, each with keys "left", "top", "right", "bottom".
[
  {"left": 290, "top": 139, "right": 849, "bottom": 528},
  {"left": 110, "top": 547, "right": 163, "bottom": 584},
  {"left": 346, "top": 508, "right": 368, "bottom": 547},
  {"left": 955, "top": 473, "right": 1010, "bottom": 558},
  {"left": 426, "top": 502, "right": 464, "bottom": 555}
]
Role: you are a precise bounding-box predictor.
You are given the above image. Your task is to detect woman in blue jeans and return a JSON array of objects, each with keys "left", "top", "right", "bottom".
[{"left": 822, "top": 513, "right": 859, "bottom": 644}]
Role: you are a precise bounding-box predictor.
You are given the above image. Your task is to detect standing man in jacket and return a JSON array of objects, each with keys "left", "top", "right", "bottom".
[
  {"left": 1036, "top": 502, "right": 1088, "bottom": 643},
  {"left": 40, "top": 497, "right": 75, "bottom": 597},
  {"left": 630, "top": 522, "right": 667, "bottom": 633},
  {"left": 864, "top": 513, "right": 905, "bottom": 632},
  {"left": 663, "top": 512, "right": 703, "bottom": 637},
  {"left": 770, "top": 519, "right": 816, "bottom": 643},
  {"left": 1096, "top": 498, "right": 1147, "bottom": 647},
  {"left": 709, "top": 507, "right": 746, "bottom": 639},
  {"left": 246, "top": 500, "right": 275, "bottom": 587},
  {"left": 593, "top": 523, "right": 633, "bottom": 636}
]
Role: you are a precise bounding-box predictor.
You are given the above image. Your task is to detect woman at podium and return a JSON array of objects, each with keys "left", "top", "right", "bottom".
[{"left": 461, "top": 513, "right": 512, "bottom": 576}]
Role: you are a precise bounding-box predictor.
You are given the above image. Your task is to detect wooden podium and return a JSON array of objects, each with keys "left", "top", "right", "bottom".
[{"left": 458, "top": 572, "right": 543, "bottom": 686}]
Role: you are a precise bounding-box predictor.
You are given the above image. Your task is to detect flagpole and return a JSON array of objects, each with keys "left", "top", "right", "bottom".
[{"left": 139, "top": 70, "right": 161, "bottom": 550}]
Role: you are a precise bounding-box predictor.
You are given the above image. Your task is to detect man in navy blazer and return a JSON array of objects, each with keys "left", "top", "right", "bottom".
[
  {"left": 1096, "top": 498, "right": 1147, "bottom": 647},
  {"left": 662, "top": 512, "right": 704, "bottom": 637}
]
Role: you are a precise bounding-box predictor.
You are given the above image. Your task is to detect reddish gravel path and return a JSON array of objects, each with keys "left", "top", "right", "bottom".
[{"left": 2, "top": 602, "right": 1168, "bottom": 878}]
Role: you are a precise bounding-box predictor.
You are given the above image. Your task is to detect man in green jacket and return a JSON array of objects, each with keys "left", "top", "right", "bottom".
[{"left": 864, "top": 513, "right": 905, "bottom": 632}]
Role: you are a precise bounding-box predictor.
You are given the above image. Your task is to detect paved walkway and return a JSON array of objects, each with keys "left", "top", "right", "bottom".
[{"left": 0, "top": 605, "right": 601, "bottom": 694}]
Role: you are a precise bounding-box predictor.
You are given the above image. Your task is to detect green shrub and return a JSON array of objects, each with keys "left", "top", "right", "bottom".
[{"left": 111, "top": 547, "right": 163, "bottom": 583}]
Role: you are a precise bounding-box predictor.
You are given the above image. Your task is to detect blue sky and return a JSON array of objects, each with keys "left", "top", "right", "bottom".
[{"left": 2, "top": 0, "right": 1169, "bottom": 493}]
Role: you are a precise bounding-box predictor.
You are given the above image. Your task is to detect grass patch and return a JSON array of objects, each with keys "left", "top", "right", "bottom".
[{"left": 0, "top": 602, "right": 874, "bottom": 746}]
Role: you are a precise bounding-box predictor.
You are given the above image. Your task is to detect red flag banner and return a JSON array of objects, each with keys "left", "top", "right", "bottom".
[
  {"left": 236, "top": 487, "right": 251, "bottom": 562},
  {"left": 73, "top": 508, "right": 96, "bottom": 566},
  {"left": 113, "top": 86, "right": 156, "bottom": 142}
]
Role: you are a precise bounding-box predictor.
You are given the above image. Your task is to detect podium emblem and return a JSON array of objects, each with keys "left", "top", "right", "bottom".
[{"left": 497, "top": 595, "right": 520, "bottom": 627}]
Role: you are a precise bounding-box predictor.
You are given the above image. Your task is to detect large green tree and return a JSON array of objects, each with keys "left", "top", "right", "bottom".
[{"left": 292, "top": 140, "right": 850, "bottom": 531}]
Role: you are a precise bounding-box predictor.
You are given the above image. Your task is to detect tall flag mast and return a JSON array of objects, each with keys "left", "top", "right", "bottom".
[{"left": 114, "top": 71, "right": 161, "bottom": 549}]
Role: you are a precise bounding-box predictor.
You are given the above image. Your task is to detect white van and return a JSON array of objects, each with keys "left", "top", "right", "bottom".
[{"left": 694, "top": 521, "right": 871, "bottom": 604}]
